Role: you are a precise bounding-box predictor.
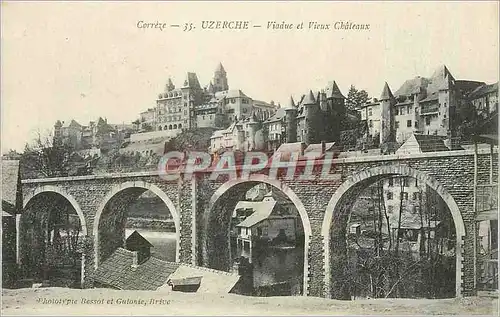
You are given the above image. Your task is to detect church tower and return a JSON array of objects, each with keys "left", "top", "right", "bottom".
[{"left": 213, "top": 62, "right": 229, "bottom": 92}]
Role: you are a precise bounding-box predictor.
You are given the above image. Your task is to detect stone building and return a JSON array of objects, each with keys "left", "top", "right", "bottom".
[
  {"left": 54, "top": 119, "right": 83, "bottom": 150},
  {"left": 468, "top": 82, "right": 499, "bottom": 119},
  {"left": 154, "top": 63, "right": 276, "bottom": 137},
  {"left": 54, "top": 117, "right": 134, "bottom": 152},
  {"left": 359, "top": 66, "right": 489, "bottom": 146},
  {"left": 155, "top": 73, "right": 205, "bottom": 134},
  {"left": 293, "top": 81, "right": 347, "bottom": 145},
  {"left": 139, "top": 108, "right": 156, "bottom": 131}
]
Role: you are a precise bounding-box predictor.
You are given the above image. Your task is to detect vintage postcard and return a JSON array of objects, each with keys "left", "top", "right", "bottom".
[{"left": 1, "top": 1, "right": 498, "bottom": 316}]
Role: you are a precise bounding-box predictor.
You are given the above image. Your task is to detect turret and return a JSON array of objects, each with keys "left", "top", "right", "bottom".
[
  {"left": 166, "top": 78, "right": 175, "bottom": 92},
  {"left": 379, "top": 82, "right": 396, "bottom": 145},
  {"left": 284, "top": 96, "right": 298, "bottom": 143},
  {"left": 319, "top": 90, "right": 328, "bottom": 112},
  {"left": 303, "top": 90, "right": 319, "bottom": 144},
  {"left": 246, "top": 112, "right": 260, "bottom": 151},
  {"left": 213, "top": 62, "right": 229, "bottom": 92}
]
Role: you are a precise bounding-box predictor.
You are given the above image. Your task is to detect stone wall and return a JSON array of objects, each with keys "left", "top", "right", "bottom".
[{"left": 20, "top": 150, "right": 496, "bottom": 296}]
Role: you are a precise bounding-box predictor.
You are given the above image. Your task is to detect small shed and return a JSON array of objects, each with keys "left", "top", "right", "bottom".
[
  {"left": 167, "top": 276, "right": 203, "bottom": 292},
  {"left": 125, "top": 231, "right": 154, "bottom": 264}
]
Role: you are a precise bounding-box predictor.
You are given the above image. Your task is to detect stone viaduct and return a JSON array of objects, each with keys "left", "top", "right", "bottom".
[{"left": 20, "top": 148, "right": 497, "bottom": 298}]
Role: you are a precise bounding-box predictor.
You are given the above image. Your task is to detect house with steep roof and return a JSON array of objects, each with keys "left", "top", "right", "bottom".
[
  {"left": 468, "top": 82, "right": 499, "bottom": 118},
  {"left": 93, "top": 246, "right": 240, "bottom": 293},
  {"left": 233, "top": 193, "right": 302, "bottom": 263},
  {"left": 359, "top": 65, "right": 492, "bottom": 146}
]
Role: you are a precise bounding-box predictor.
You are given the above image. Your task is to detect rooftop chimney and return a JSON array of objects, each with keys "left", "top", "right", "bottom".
[
  {"left": 131, "top": 251, "right": 138, "bottom": 270},
  {"left": 321, "top": 140, "right": 326, "bottom": 154},
  {"left": 300, "top": 142, "right": 306, "bottom": 156}
]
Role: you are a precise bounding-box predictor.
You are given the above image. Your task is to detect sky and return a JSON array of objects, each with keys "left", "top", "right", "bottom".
[{"left": 1, "top": 1, "right": 499, "bottom": 152}]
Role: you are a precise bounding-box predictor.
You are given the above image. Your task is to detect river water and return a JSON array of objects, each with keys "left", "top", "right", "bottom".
[
  {"left": 125, "top": 228, "right": 176, "bottom": 262},
  {"left": 125, "top": 228, "right": 304, "bottom": 295}
]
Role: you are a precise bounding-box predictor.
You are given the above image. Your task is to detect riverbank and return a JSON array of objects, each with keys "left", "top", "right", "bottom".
[
  {"left": 2, "top": 287, "right": 497, "bottom": 315},
  {"left": 125, "top": 217, "right": 175, "bottom": 232}
]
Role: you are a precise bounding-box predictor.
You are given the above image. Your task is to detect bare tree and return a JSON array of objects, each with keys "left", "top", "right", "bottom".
[{"left": 20, "top": 130, "right": 74, "bottom": 179}]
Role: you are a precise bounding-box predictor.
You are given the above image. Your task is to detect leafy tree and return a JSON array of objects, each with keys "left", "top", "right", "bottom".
[
  {"left": 164, "top": 128, "right": 218, "bottom": 152},
  {"left": 142, "top": 123, "right": 154, "bottom": 132},
  {"left": 20, "top": 132, "right": 74, "bottom": 179},
  {"left": 346, "top": 85, "right": 370, "bottom": 111}
]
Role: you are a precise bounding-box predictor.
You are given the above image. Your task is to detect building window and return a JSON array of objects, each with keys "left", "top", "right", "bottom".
[
  {"left": 400, "top": 107, "right": 406, "bottom": 115},
  {"left": 164, "top": 125, "right": 167, "bottom": 130},
  {"left": 184, "top": 110, "right": 187, "bottom": 115},
  {"left": 231, "top": 98, "right": 236, "bottom": 104},
  {"left": 407, "top": 120, "right": 412, "bottom": 127},
  {"left": 395, "top": 121, "right": 399, "bottom": 129},
  {"left": 179, "top": 124, "right": 182, "bottom": 129},
  {"left": 388, "top": 178, "right": 393, "bottom": 187},
  {"left": 388, "top": 205, "right": 394, "bottom": 214},
  {"left": 408, "top": 105, "right": 412, "bottom": 112},
  {"left": 387, "top": 192, "right": 393, "bottom": 200},
  {"left": 174, "top": 124, "right": 177, "bottom": 129},
  {"left": 400, "top": 192, "right": 408, "bottom": 200},
  {"left": 369, "top": 120, "right": 373, "bottom": 127},
  {"left": 169, "top": 124, "right": 172, "bottom": 130},
  {"left": 415, "top": 121, "right": 419, "bottom": 128},
  {"left": 368, "top": 108, "right": 372, "bottom": 116},
  {"left": 426, "top": 117, "right": 431, "bottom": 126},
  {"left": 158, "top": 126, "right": 162, "bottom": 130},
  {"left": 413, "top": 192, "right": 420, "bottom": 200}
]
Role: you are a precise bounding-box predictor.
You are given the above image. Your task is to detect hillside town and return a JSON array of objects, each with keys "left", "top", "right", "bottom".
[
  {"left": 2, "top": 62, "right": 498, "bottom": 300},
  {"left": 27, "top": 63, "right": 496, "bottom": 162}
]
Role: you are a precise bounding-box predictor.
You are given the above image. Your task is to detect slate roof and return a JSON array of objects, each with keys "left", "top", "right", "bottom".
[
  {"left": 469, "top": 82, "right": 498, "bottom": 99},
  {"left": 224, "top": 89, "right": 248, "bottom": 99},
  {"left": 380, "top": 82, "right": 395, "bottom": 100},
  {"left": 1, "top": 160, "right": 21, "bottom": 214},
  {"left": 264, "top": 107, "right": 285, "bottom": 123},
  {"left": 236, "top": 200, "right": 276, "bottom": 228},
  {"left": 394, "top": 77, "right": 429, "bottom": 98},
  {"left": 161, "top": 264, "right": 240, "bottom": 294},
  {"left": 183, "top": 72, "right": 201, "bottom": 89},
  {"left": 413, "top": 134, "right": 450, "bottom": 152},
  {"left": 304, "top": 142, "right": 336, "bottom": 154},
  {"left": 126, "top": 230, "right": 154, "bottom": 248},
  {"left": 93, "top": 248, "right": 180, "bottom": 290},
  {"left": 215, "top": 62, "right": 226, "bottom": 73},
  {"left": 61, "top": 119, "right": 83, "bottom": 129},
  {"left": 283, "top": 96, "right": 297, "bottom": 111},
  {"left": 302, "top": 90, "right": 316, "bottom": 105},
  {"left": 325, "top": 81, "right": 345, "bottom": 99},
  {"left": 419, "top": 91, "right": 439, "bottom": 103},
  {"left": 275, "top": 142, "right": 304, "bottom": 153},
  {"left": 263, "top": 189, "right": 291, "bottom": 205}
]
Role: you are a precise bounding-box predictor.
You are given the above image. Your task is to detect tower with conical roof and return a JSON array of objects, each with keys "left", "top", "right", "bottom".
[
  {"left": 380, "top": 82, "right": 396, "bottom": 145},
  {"left": 166, "top": 78, "right": 175, "bottom": 92},
  {"left": 302, "top": 90, "right": 320, "bottom": 145},
  {"left": 213, "top": 62, "right": 229, "bottom": 92},
  {"left": 245, "top": 112, "right": 261, "bottom": 151},
  {"left": 284, "top": 96, "right": 298, "bottom": 143}
]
